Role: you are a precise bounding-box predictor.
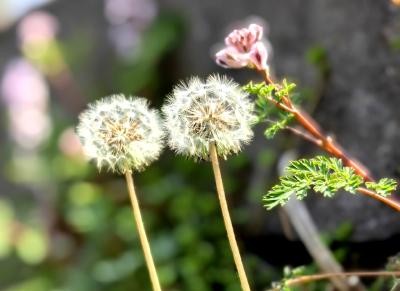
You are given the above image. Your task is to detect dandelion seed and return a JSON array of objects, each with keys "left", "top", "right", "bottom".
[
  {"left": 76, "top": 94, "right": 164, "bottom": 173},
  {"left": 162, "top": 74, "right": 256, "bottom": 160}
]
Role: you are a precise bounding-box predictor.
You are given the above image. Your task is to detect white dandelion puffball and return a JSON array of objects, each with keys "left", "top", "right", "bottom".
[
  {"left": 76, "top": 95, "right": 164, "bottom": 173},
  {"left": 162, "top": 75, "right": 256, "bottom": 160}
]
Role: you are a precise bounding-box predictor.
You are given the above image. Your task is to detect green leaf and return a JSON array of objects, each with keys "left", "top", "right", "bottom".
[
  {"left": 243, "top": 80, "right": 299, "bottom": 139},
  {"left": 263, "top": 156, "right": 364, "bottom": 210},
  {"left": 365, "top": 178, "right": 397, "bottom": 197},
  {"left": 264, "top": 113, "right": 294, "bottom": 139},
  {"left": 274, "top": 79, "right": 296, "bottom": 101},
  {"left": 243, "top": 81, "right": 277, "bottom": 122}
]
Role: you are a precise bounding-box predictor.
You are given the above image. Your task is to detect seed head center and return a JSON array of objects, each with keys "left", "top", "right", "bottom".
[
  {"left": 101, "top": 118, "right": 142, "bottom": 153},
  {"left": 188, "top": 103, "right": 234, "bottom": 138}
]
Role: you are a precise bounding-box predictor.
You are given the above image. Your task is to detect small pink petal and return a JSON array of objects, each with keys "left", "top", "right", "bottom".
[
  {"left": 249, "top": 42, "right": 268, "bottom": 70},
  {"left": 224, "top": 24, "right": 264, "bottom": 53},
  {"left": 215, "top": 47, "right": 250, "bottom": 69},
  {"left": 225, "top": 31, "right": 238, "bottom": 47},
  {"left": 215, "top": 24, "right": 269, "bottom": 70},
  {"left": 248, "top": 24, "right": 263, "bottom": 43}
]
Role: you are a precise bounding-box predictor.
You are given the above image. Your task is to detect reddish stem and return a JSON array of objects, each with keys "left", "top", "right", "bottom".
[
  {"left": 357, "top": 188, "right": 400, "bottom": 212},
  {"left": 291, "top": 107, "right": 373, "bottom": 181},
  {"left": 283, "top": 126, "right": 323, "bottom": 147},
  {"left": 258, "top": 69, "right": 400, "bottom": 211}
]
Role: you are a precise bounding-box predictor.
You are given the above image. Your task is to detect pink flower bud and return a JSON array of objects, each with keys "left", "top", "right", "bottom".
[
  {"left": 215, "top": 24, "right": 269, "bottom": 71},
  {"left": 249, "top": 42, "right": 268, "bottom": 71},
  {"left": 225, "top": 24, "right": 263, "bottom": 52},
  {"left": 215, "top": 46, "right": 249, "bottom": 68}
]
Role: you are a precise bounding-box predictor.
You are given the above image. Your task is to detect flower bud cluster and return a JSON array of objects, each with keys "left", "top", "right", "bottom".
[{"left": 215, "top": 24, "right": 269, "bottom": 71}]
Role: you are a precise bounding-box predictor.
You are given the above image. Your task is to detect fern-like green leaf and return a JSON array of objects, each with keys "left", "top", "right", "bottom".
[
  {"left": 264, "top": 113, "right": 294, "bottom": 139},
  {"left": 365, "top": 178, "right": 397, "bottom": 197},
  {"left": 243, "top": 80, "right": 298, "bottom": 138},
  {"left": 263, "top": 156, "right": 364, "bottom": 210}
]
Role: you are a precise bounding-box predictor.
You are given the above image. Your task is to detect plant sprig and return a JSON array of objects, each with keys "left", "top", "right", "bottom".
[
  {"left": 264, "top": 113, "right": 294, "bottom": 139},
  {"left": 270, "top": 253, "right": 400, "bottom": 290},
  {"left": 243, "top": 80, "right": 298, "bottom": 139},
  {"left": 366, "top": 178, "right": 398, "bottom": 197},
  {"left": 263, "top": 156, "right": 397, "bottom": 210}
]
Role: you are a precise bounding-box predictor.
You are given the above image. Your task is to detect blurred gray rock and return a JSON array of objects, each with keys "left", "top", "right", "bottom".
[{"left": 160, "top": 0, "right": 400, "bottom": 241}]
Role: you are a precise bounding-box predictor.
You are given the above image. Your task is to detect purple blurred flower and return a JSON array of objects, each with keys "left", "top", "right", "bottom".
[
  {"left": 104, "top": 0, "right": 157, "bottom": 27},
  {"left": 104, "top": 0, "right": 157, "bottom": 59},
  {"left": 215, "top": 24, "right": 269, "bottom": 71},
  {"left": 1, "top": 58, "right": 48, "bottom": 110},
  {"left": 107, "top": 24, "right": 140, "bottom": 59},
  {"left": 17, "top": 11, "right": 59, "bottom": 46},
  {"left": 1, "top": 58, "right": 51, "bottom": 149}
]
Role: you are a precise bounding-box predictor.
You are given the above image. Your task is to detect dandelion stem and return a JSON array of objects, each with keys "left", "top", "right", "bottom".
[
  {"left": 124, "top": 171, "right": 162, "bottom": 291},
  {"left": 209, "top": 142, "right": 251, "bottom": 291}
]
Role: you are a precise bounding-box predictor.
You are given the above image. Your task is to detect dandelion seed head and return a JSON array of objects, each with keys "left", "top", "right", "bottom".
[
  {"left": 76, "top": 95, "right": 164, "bottom": 173},
  {"left": 163, "top": 74, "right": 256, "bottom": 160}
]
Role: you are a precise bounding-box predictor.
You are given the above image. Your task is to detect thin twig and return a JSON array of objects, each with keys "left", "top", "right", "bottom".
[
  {"left": 290, "top": 107, "right": 373, "bottom": 181},
  {"left": 357, "top": 188, "right": 400, "bottom": 212},
  {"left": 284, "top": 126, "right": 323, "bottom": 147},
  {"left": 263, "top": 119, "right": 321, "bottom": 147},
  {"left": 266, "top": 96, "right": 295, "bottom": 113},
  {"left": 285, "top": 270, "right": 400, "bottom": 287},
  {"left": 261, "top": 69, "right": 373, "bottom": 180},
  {"left": 125, "top": 172, "right": 162, "bottom": 291},
  {"left": 259, "top": 69, "right": 400, "bottom": 211},
  {"left": 209, "top": 142, "right": 251, "bottom": 291}
]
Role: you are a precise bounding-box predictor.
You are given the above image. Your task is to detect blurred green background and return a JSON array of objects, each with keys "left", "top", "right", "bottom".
[
  {"left": 0, "top": 1, "right": 275, "bottom": 290},
  {"left": 1, "top": 0, "right": 400, "bottom": 290}
]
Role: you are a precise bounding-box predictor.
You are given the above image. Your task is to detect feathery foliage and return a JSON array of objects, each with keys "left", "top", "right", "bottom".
[
  {"left": 264, "top": 156, "right": 398, "bottom": 210},
  {"left": 263, "top": 156, "right": 364, "bottom": 209},
  {"left": 263, "top": 113, "right": 294, "bottom": 139},
  {"left": 365, "top": 178, "right": 398, "bottom": 197},
  {"left": 243, "top": 80, "right": 297, "bottom": 139},
  {"left": 269, "top": 266, "right": 311, "bottom": 291}
]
